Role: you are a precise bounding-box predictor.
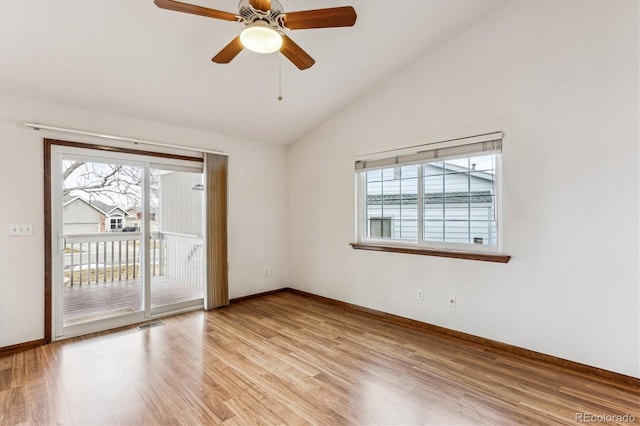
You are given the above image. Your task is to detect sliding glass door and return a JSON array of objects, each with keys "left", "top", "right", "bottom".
[{"left": 51, "top": 145, "right": 204, "bottom": 339}]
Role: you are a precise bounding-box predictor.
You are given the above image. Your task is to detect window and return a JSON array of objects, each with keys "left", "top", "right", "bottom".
[
  {"left": 364, "top": 166, "right": 418, "bottom": 241},
  {"left": 356, "top": 132, "right": 502, "bottom": 253},
  {"left": 369, "top": 217, "right": 392, "bottom": 238},
  {"left": 109, "top": 216, "right": 123, "bottom": 231}
]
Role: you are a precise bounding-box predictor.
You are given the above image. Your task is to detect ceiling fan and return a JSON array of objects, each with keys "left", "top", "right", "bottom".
[{"left": 154, "top": 0, "right": 357, "bottom": 70}]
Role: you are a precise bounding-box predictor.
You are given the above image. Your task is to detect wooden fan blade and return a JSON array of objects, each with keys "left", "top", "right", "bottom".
[
  {"left": 249, "top": 0, "right": 271, "bottom": 12},
  {"left": 280, "top": 35, "right": 315, "bottom": 70},
  {"left": 212, "top": 36, "right": 244, "bottom": 63},
  {"left": 154, "top": 0, "right": 238, "bottom": 22},
  {"left": 283, "top": 6, "right": 357, "bottom": 30}
]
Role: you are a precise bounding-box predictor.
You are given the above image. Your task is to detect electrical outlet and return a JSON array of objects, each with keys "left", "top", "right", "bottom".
[
  {"left": 417, "top": 289, "right": 424, "bottom": 301},
  {"left": 448, "top": 296, "right": 457, "bottom": 307}
]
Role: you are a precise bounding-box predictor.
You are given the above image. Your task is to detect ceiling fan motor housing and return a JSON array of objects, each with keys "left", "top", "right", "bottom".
[{"left": 238, "top": 0, "right": 286, "bottom": 32}]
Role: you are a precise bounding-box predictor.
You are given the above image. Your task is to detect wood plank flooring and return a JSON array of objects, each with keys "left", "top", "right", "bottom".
[{"left": 1, "top": 291, "right": 638, "bottom": 425}]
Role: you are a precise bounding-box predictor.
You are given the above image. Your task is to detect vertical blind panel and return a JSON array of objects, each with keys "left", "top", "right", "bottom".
[
  {"left": 355, "top": 134, "right": 502, "bottom": 172},
  {"left": 204, "top": 153, "right": 229, "bottom": 309}
]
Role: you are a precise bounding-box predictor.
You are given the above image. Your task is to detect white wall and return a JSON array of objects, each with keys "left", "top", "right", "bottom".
[
  {"left": 0, "top": 94, "right": 289, "bottom": 347},
  {"left": 288, "top": 0, "right": 639, "bottom": 377}
]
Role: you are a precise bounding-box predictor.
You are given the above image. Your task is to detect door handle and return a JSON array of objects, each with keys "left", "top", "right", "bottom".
[{"left": 58, "top": 236, "right": 66, "bottom": 252}]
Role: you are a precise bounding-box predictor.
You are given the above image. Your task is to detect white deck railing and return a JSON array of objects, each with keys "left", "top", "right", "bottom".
[
  {"left": 162, "top": 232, "right": 204, "bottom": 291},
  {"left": 63, "top": 232, "right": 204, "bottom": 291}
]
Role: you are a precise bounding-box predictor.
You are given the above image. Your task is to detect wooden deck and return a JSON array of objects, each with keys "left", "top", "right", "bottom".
[{"left": 63, "top": 276, "right": 203, "bottom": 324}]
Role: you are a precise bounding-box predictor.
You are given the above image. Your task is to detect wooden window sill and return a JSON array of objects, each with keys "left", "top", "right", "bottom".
[{"left": 350, "top": 243, "right": 511, "bottom": 263}]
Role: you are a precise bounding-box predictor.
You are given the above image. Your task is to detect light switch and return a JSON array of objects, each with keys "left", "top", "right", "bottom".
[{"left": 9, "top": 224, "right": 32, "bottom": 236}]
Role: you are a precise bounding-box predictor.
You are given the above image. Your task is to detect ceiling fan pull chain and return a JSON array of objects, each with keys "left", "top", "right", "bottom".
[{"left": 278, "top": 54, "right": 283, "bottom": 101}]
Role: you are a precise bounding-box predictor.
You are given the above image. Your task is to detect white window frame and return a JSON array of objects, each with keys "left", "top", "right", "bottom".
[
  {"left": 355, "top": 132, "right": 503, "bottom": 254},
  {"left": 109, "top": 215, "right": 124, "bottom": 231}
]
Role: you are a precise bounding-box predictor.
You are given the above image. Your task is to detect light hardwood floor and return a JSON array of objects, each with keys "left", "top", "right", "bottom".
[{"left": 1, "top": 291, "right": 638, "bottom": 425}]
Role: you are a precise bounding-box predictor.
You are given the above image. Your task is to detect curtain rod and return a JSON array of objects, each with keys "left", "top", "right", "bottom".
[{"left": 23, "top": 122, "right": 228, "bottom": 156}]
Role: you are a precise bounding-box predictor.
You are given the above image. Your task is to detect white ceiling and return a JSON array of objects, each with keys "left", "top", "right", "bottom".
[{"left": 0, "top": 0, "right": 508, "bottom": 145}]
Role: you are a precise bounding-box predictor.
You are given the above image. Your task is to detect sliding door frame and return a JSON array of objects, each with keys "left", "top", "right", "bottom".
[{"left": 43, "top": 138, "right": 228, "bottom": 343}]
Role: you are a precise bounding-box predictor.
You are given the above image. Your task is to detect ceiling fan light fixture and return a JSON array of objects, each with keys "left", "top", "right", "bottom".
[{"left": 240, "top": 21, "right": 282, "bottom": 54}]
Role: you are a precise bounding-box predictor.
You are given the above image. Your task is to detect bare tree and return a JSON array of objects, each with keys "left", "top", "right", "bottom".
[{"left": 63, "top": 161, "right": 157, "bottom": 208}]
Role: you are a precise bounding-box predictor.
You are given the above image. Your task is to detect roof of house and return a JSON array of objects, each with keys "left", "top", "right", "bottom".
[{"left": 63, "top": 195, "right": 131, "bottom": 216}]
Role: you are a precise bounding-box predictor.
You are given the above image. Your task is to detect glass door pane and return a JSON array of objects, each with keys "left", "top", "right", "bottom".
[
  {"left": 150, "top": 166, "right": 204, "bottom": 311},
  {"left": 61, "top": 157, "right": 144, "bottom": 326}
]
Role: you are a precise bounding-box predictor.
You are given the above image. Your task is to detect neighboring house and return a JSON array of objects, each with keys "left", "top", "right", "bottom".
[
  {"left": 62, "top": 196, "right": 135, "bottom": 234},
  {"left": 62, "top": 196, "right": 106, "bottom": 234},
  {"left": 126, "top": 207, "right": 159, "bottom": 232},
  {"left": 126, "top": 208, "right": 142, "bottom": 231},
  {"left": 365, "top": 162, "right": 496, "bottom": 244},
  {"left": 105, "top": 206, "right": 130, "bottom": 232}
]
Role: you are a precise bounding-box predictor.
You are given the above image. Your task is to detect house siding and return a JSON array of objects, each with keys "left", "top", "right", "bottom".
[
  {"left": 63, "top": 199, "right": 101, "bottom": 234},
  {"left": 365, "top": 164, "right": 497, "bottom": 243},
  {"left": 159, "top": 171, "right": 203, "bottom": 236}
]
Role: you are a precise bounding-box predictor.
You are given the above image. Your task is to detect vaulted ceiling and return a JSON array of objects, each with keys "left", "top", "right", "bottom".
[{"left": 0, "top": 0, "right": 508, "bottom": 144}]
